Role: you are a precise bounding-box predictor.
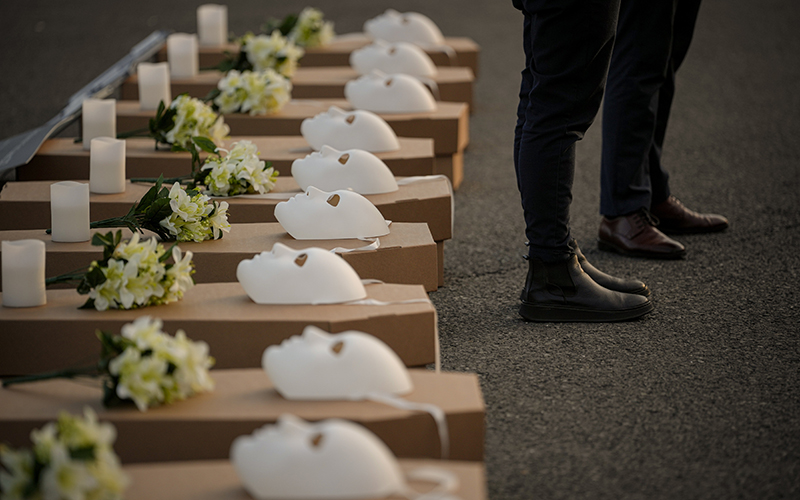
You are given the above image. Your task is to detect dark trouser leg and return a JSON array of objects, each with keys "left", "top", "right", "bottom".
[
  {"left": 600, "top": 0, "right": 676, "bottom": 217},
  {"left": 649, "top": 0, "right": 702, "bottom": 206},
  {"left": 513, "top": 0, "right": 620, "bottom": 263}
]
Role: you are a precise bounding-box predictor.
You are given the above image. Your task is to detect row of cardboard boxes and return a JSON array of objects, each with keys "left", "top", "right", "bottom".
[{"left": 0, "top": 31, "right": 486, "bottom": 500}]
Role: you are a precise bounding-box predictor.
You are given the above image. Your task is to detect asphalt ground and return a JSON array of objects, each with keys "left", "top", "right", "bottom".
[{"left": 1, "top": 1, "right": 799, "bottom": 498}]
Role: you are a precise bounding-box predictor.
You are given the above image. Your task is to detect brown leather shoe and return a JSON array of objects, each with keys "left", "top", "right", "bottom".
[
  {"left": 651, "top": 196, "right": 729, "bottom": 234},
  {"left": 598, "top": 209, "right": 686, "bottom": 259}
]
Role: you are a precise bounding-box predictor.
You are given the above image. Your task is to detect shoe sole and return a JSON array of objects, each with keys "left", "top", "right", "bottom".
[
  {"left": 519, "top": 299, "right": 654, "bottom": 323},
  {"left": 597, "top": 239, "right": 686, "bottom": 260},
  {"left": 658, "top": 223, "right": 729, "bottom": 235}
]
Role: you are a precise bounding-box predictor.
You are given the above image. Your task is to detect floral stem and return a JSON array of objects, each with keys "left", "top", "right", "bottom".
[
  {"left": 116, "top": 128, "right": 149, "bottom": 139},
  {"left": 45, "top": 272, "right": 86, "bottom": 287},
  {"left": 2, "top": 364, "right": 100, "bottom": 387},
  {"left": 130, "top": 175, "right": 191, "bottom": 185}
]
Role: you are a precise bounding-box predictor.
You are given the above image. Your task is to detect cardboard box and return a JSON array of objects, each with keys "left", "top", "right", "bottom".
[
  {"left": 17, "top": 137, "right": 435, "bottom": 182},
  {"left": 123, "top": 459, "right": 487, "bottom": 500},
  {"left": 0, "top": 369, "right": 485, "bottom": 462},
  {"left": 119, "top": 67, "right": 474, "bottom": 110},
  {"left": 157, "top": 34, "right": 481, "bottom": 77},
  {"left": 0, "top": 177, "right": 453, "bottom": 243},
  {"left": 116, "top": 99, "right": 469, "bottom": 156},
  {"left": 0, "top": 222, "right": 439, "bottom": 292},
  {"left": 0, "top": 283, "right": 437, "bottom": 374}
]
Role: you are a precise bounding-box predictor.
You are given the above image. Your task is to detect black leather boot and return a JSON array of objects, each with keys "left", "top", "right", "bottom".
[
  {"left": 519, "top": 254, "right": 654, "bottom": 322},
  {"left": 569, "top": 239, "right": 651, "bottom": 297}
]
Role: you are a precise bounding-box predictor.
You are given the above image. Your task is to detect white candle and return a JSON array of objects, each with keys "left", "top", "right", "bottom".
[
  {"left": 82, "top": 98, "right": 116, "bottom": 151},
  {"left": 167, "top": 33, "right": 199, "bottom": 79},
  {"left": 197, "top": 4, "right": 228, "bottom": 46},
  {"left": 2, "top": 240, "right": 47, "bottom": 308},
  {"left": 137, "top": 62, "right": 171, "bottom": 111},
  {"left": 50, "top": 182, "right": 91, "bottom": 243},
  {"left": 90, "top": 137, "right": 126, "bottom": 194}
]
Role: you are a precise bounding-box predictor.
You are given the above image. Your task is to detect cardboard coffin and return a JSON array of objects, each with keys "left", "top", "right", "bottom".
[
  {"left": 0, "top": 283, "right": 437, "bottom": 374},
  {"left": 17, "top": 136, "right": 434, "bottom": 182},
  {"left": 0, "top": 222, "right": 439, "bottom": 292},
  {"left": 0, "top": 369, "right": 485, "bottom": 462},
  {"left": 116, "top": 99, "right": 469, "bottom": 156},
  {"left": 0, "top": 176, "right": 453, "bottom": 243},
  {"left": 123, "top": 459, "right": 487, "bottom": 500},
  {"left": 157, "top": 34, "right": 481, "bottom": 77},
  {"left": 119, "top": 67, "right": 474, "bottom": 110}
]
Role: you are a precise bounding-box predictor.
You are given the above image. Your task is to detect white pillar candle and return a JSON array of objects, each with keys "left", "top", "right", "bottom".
[
  {"left": 50, "top": 182, "right": 91, "bottom": 243},
  {"left": 137, "top": 62, "right": 171, "bottom": 111},
  {"left": 82, "top": 98, "right": 116, "bottom": 151},
  {"left": 167, "top": 33, "right": 199, "bottom": 79},
  {"left": 2, "top": 240, "right": 47, "bottom": 308},
  {"left": 197, "top": 4, "right": 228, "bottom": 46},
  {"left": 90, "top": 137, "right": 126, "bottom": 194}
]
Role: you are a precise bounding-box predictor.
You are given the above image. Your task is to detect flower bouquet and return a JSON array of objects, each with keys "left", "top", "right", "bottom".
[
  {"left": 145, "top": 94, "right": 230, "bottom": 151},
  {"left": 0, "top": 409, "right": 128, "bottom": 500},
  {"left": 134, "top": 140, "right": 279, "bottom": 198},
  {"left": 46, "top": 230, "right": 195, "bottom": 311},
  {"left": 2, "top": 317, "right": 215, "bottom": 411},
  {"left": 263, "top": 7, "right": 336, "bottom": 49},
  {"left": 208, "top": 68, "right": 293, "bottom": 116},
  {"left": 214, "top": 31, "right": 304, "bottom": 78}
]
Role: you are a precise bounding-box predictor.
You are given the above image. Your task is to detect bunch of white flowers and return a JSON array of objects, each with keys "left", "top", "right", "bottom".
[
  {"left": 214, "top": 69, "right": 293, "bottom": 116},
  {"left": 0, "top": 408, "right": 128, "bottom": 500},
  {"left": 87, "top": 232, "right": 195, "bottom": 311},
  {"left": 106, "top": 317, "right": 215, "bottom": 411},
  {"left": 165, "top": 94, "right": 230, "bottom": 149},
  {"left": 242, "top": 31, "right": 305, "bottom": 78},
  {"left": 199, "top": 140, "right": 279, "bottom": 196},
  {"left": 159, "top": 182, "right": 231, "bottom": 242},
  {"left": 288, "top": 7, "right": 335, "bottom": 48}
]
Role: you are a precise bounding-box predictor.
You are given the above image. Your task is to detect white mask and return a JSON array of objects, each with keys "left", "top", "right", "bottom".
[
  {"left": 264, "top": 325, "right": 413, "bottom": 400},
  {"left": 345, "top": 71, "right": 437, "bottom": 114},
  {"left": 237, "top": 243, "right": 366, "bottom": 304},
  {"left": 364, "top": 9, "right": 445, "bottom": 46},
  {"left": 301, "top": 106, "right": 400, "bottom": 153},
  {"left": 232, "top": 415, "right": 407, "bottom": 500},
  {"left": 275, "top": 187, "right": 390, "bottom": 240},
  {"left": 291, "top": 146, "right": 399, "bottom": 195},
  {"left": 350, "top": 40, "right": 438, "bottom": 78}
]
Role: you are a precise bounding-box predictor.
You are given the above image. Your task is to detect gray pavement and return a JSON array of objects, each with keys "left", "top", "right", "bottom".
[{"left": 2, "top": 1, "right": 799, "bottom": 498}]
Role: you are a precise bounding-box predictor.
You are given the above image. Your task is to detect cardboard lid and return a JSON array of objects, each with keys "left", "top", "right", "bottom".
[
  {"left": 0, "top": 369, "right": 485, "bottom": 462},
  {"left": 0, "top": 177, "right": 453, "bottom": 241},
  {"left": 122, "top": 459, "right": 487, "bottom": 500},
  {"left": 0, "top": 283, "right": 438, "bottom": 372},
  {"left": 0, "top": 222, "right": 439, "bottom": 291}
]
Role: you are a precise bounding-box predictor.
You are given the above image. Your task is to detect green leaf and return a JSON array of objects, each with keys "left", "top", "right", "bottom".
[
  {"left": 79, "top": 297, "right": 96, "bottom": 309},
  {"left": 203, "top": 88, "right": 221, "bottom": 103},
  {"left": 193, "top": 136, "right": 219, "bottom": 155}
]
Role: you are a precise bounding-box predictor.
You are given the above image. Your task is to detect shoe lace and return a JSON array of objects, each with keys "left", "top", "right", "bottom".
[{"left": 633, "top": 208, "right": 660, "bottom": 229}]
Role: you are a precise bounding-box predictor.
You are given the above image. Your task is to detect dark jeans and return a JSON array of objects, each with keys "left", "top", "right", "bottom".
[
  {"left": 513, "top": 0, "right": 620, "bottom": 262},
  {"left": 600, "top": 0, "right": 702, "bottom": 217}
]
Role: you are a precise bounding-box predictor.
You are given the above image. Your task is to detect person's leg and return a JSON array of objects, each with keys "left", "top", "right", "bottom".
[
  {"left": 599, "top": 0, "right": 676, "bottom": 218},
  {"left": 516, "top": 0, "right": 620, "bottom": 263},
  {"left": 649, "top": 0, "right": 702, "bottom": 206},
  {"left": 513, "top": 0, "right": 653, "bottom": 321},
  {"left": 596, "top": 0, "right": 687, "bottom": 258}
]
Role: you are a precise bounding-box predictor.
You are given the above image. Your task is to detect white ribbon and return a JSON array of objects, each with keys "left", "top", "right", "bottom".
[
  {"left": 415, "top": 76, "right": 441, "bottom": 101},
  {"left": 365, "top": 392, "right": 450, "bottom": 460},
  {"left": 415, "top": 42, "right": 459, "bottom": 68},
  {"left": 329, "top": 238, "right": 380, "bottom": 254}
]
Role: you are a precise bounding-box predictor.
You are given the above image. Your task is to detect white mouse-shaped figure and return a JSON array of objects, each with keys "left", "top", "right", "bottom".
[
  {"left": 264, "top": 325, "right": 413, "bottom": 400},
  {"left": 237, "top": 243, "right": 366, "bottom": 304},
  {"left": 350, "top": 40, "right": 438, "bottom": 78},
  {"left": 275, "top": 187, "right": 390, "bottom": 240},
  {"left": 231, "top": 415, "right": 406, "bottom": 499},
  {"left": 345, "top": 70, "right": 437, "bottom": 114},
  {"left": 301, "top": 106, "right": 400, "bottom": 152},
  {"left": 364, "top": 9, "right": 445, "bottom": 46},
  {"left": 292, "top": 146, "right": 398, "bottom": 195}
]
